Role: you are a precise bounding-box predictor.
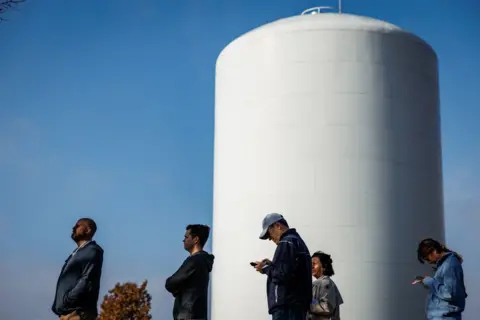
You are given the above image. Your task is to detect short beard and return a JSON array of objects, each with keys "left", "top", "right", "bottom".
[{"left": 71, "top": 233, "right": 88, "bottom": 243}]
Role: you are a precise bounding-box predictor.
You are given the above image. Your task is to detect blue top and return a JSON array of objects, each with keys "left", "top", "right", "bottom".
[{"left": 423, "top": 252, "right": 467, "bottom": 319}]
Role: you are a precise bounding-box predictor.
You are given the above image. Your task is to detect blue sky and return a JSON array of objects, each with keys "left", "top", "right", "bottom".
[{"left": 0, "top": 0, "right": 478, "bottom": 319}]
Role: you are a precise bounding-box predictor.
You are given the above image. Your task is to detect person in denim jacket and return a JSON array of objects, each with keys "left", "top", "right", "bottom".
[{"left": 415, "top": 238, "right": 467, "bottom": 320}]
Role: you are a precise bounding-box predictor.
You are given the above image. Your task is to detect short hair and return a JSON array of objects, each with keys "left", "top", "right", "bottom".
[
  {"left": 80, "top": 218, "right": 97, "bottom": 236},
  {"left": 312, "top": 251, "right": 335, "bottom": 276},
  {"left": 186, "top": 224, "right": 210, "bottom": 247},
  {"left": 417, "top": 238, "right": 450, "bottom": 264}
]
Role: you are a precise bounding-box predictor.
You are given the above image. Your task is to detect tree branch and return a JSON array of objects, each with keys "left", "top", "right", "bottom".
[{"left": 0, "top": 0, "right": 26, "bottom": 22}]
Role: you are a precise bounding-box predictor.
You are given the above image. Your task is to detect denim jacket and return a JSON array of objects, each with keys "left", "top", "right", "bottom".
[{"left": 423, "top": 252, "right": 467, "bottom": 320}]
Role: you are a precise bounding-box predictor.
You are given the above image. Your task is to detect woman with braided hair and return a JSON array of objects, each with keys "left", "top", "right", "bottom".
[
  {"left": 308, "top": 251, "right": 343, "bottom": 320},
  {"left": 415, "top": 238, "right": 467, "bottom": 320}
]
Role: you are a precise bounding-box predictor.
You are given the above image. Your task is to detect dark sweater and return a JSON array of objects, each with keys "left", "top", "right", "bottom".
[
  {"left": 165, "top": 251, "right": 215, "bottom": 320},
  {"left": 52, "top": 241, "right": 104, "bottom": 316}
]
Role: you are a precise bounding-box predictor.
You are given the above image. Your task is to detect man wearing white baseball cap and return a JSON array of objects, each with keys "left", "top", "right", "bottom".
[{"left": 252, "top": 213, "right": 312, "bottom": 320}]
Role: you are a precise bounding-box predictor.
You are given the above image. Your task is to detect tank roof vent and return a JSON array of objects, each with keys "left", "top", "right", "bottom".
[{"left": 301, "top": 1, "right": 342, "bottom": 15}]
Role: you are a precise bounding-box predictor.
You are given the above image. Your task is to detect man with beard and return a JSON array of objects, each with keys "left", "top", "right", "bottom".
[
  {"left": 52, "top": 218, "right": 104, "bottom": 320},
  {"left": 165, "top": 224, "right": 215, "bottom": 320}
]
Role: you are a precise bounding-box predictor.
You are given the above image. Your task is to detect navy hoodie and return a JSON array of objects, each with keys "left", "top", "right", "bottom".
[{"left": 52, "top": 241, "right": 104, "bottom": 316}]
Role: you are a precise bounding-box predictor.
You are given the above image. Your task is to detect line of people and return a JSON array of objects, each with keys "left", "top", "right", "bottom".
[
  {"left": 50, "top": 215, "right": 467, "bottom": 320},
  {"left": 50, "top": 219, "right": 214, "bottom": 320},
  {"left": 250, "top": 213, "right": 467, "bottom": 320}
]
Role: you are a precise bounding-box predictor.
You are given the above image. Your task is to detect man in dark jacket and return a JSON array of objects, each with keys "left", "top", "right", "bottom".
[
  {"left": 165, "top": 224, "right": 215, "bottom": 320},
  {"left": 254, "top": 213, "right": 312, "bottom": 320},
  {"left": 52, "top": 218, "right": 104, "bottom": 320}
]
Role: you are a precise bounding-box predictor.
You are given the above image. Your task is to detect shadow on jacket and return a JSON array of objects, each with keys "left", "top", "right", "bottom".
[
  {"left": 165, "top": 251, "right": 215, "bottom": 320},
  {"left": 52, "top": 241, "right": 104, "bottom": 317}
]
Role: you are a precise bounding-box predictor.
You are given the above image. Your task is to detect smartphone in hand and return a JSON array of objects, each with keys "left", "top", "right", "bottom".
[
  {"left": 251, "top": 261, "right": 270, "bottom": 270},
  {"left": 412, "top": 276, "right": 425, "bottom": 284}
]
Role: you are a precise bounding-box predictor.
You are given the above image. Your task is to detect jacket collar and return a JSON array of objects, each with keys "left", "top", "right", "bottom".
[
  {"left": 280, "top": 228, "right": 297, "bottom": 240},
  {"left": 436, "top": 251, "right": 454, "bottom": 267}
]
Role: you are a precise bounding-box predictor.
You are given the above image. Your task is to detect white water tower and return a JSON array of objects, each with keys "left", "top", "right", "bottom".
[{"left": 212, "top": 8, "right": 444, "bottom": 320}]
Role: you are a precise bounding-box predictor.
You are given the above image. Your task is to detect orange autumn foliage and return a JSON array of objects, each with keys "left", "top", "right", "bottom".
[{"left": 98, "top": 280, "right": 152, "bottom": 320}]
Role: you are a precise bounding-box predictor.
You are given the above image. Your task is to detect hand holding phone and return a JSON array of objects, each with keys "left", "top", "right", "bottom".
[
  {"left": 250, "top": 260, "right": 270, "bottom": 272},
  {"left": 412, "top": 276, "right": 425, "bottom": 284}
]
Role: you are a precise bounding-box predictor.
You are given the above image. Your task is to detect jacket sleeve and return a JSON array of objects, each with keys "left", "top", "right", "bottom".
[
  {"left": 165, "top": 257, "right": 196, "bottom": 295},
  {"left": 64, "top": 249, "right": 103, "bottom": 306},
  {"left": 264, "top": 239, "right": 296, "bottom": 284},
  {"left": 423, "top": 263, "right": 464, "bottom": 302}
]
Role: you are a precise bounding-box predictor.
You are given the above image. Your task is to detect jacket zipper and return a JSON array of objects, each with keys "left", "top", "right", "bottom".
[{"left": 275, "top": 285, "right": 278, "bottom": 303}]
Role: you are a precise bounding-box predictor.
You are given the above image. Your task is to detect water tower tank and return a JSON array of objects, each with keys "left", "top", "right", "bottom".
[{"left": 211, "top": 11, "right": 444, "bottom": 320}]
